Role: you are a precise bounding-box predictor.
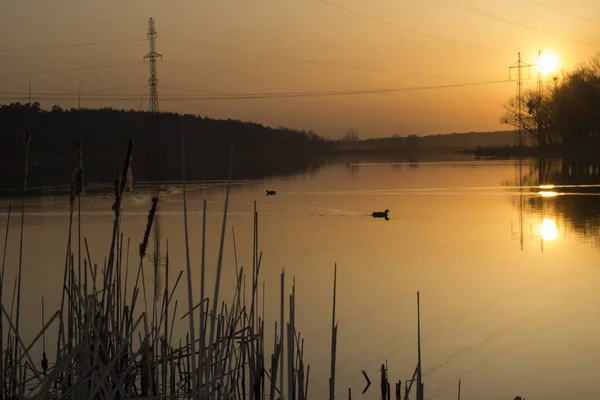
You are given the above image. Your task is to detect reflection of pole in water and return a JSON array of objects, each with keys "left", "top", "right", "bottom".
[
  {"left": 510, "top": 159, "right": 526, "bottom": 250},
  {"left": 153, "top": 198, "right": 162, "bottom": 301},
  {"left": 518, "top": 159, "right": 524, "bottom": 250}
]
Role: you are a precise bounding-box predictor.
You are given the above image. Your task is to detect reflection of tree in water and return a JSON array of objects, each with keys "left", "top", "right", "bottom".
[
  {"left": 511, "top": 159, "right": 600, "bottom": 246},
  {"left": 345, "top": 163, "right": 360, "bottom": 177}
]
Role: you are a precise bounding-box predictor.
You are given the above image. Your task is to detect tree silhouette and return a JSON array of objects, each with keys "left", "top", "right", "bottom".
[
  {"left": 343, "top": 128, "right": 360, "bottom": 143},
  {"left": 501, "top": 52, "right": 600, "bottom": 152},
  {"left": 500, "top": 83, "right": 558, "bottom": 147},
  {"left": 0, "top": 104, "right": 328, "bottom": 190}
]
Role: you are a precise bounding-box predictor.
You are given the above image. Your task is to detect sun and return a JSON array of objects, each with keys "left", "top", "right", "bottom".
[{"left": 538, "top": 52, "right": 559, "bottom": 76}]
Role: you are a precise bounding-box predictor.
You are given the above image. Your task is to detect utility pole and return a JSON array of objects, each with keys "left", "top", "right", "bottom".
[
  {"left": 508, "top": 52, "right": 533, "bottom": 252},
  {"left": 144, "top": 17, "right": 162, "bottom": 114},
  {"left": 509, "top": 52, "right": 533, "bottom": 148}
]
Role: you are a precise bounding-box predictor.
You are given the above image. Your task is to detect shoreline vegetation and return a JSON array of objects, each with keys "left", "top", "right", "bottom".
[
  {"left": 0, "top": 101, "right": 518, "bottom": 195},
  {"left": 0, "top": 133, "right": 440, "bottom": 400}
]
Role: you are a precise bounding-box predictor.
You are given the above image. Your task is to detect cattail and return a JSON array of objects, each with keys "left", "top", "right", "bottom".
[
  {"left": 118, "top": 139, "right": 134, "bottom": 195},
  {"left": 23, "top": 130, "right": 30, "bottom": 192},
  {"left": 70, "top": 144, "right": 84, "bottom": 204},
  {"left": 125, "top": 162, "right": 133, "bottom": 193},
  {"left": 139, "top": 196, "right": 158, "bottom": 258},
  {"left": 111, "top": 176, "right": 120, "bottom": 211},
  {"left": 72, "top": 141, "right": 84, "bottom": 197}
]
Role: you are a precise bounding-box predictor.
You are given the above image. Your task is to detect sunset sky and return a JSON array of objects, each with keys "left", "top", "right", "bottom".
[{"left": 0, "top": 0, "right": 599, "bottom": 138}]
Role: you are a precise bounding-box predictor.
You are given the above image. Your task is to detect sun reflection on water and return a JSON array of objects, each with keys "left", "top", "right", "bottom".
[{"left": 539, "top": 218, "right": 558, "bottom": 241}]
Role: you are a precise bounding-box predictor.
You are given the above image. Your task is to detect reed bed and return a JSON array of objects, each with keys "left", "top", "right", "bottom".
[
  {"left": 0, "top": 132, "right": 439, "bottom": 400},
  {"left": 0, "top": 135, "right": 314, "bottom": 400}
]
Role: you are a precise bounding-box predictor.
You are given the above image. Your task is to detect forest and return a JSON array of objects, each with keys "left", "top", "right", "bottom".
[
  {"left": 0, "top": 105, "right": 327, "bottom": 190},
  {"left": 0, "top": 102, "right": 522, "bottom": 191}
]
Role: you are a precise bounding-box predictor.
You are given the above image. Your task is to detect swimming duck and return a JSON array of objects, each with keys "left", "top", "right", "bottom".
[
  {"left": 266, "top": 190, "right": 276, "bottom": 196},
  {"left": 372, "top": 209, "right": 390, "bottom": 220}
]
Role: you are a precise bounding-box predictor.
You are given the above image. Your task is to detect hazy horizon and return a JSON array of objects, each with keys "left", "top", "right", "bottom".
[{"left": 0, "top": 0, "right": 598, "bottom": 138}]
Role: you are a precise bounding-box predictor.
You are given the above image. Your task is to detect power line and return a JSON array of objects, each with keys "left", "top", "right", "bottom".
[
  {"left": 162, "top": 39, "right": 499, "bottom": 85},
  {"left": 527, "top": 0, "right": 600, "bottom": 25},
  {"left": 163, "top": 39, "right": 415, "bottom": 74},
  {"left": 165, "top": 38, "right": 502, "bottom": 64},
  {"left": 0, "top": 62, "right": 143, "bottom": 78},
  {"left": 162, "top": 58, "right": 486, "bottom": 82},
  {"left": 0, "top": 89, "right": 146, "bottom": 98},
  {"left": 82, "top": 85, "right": 148, "bottom": 94},
  {"left": 0, "top": 79, "right": 509, "bottom": 102},
  {"left": 439, "top": 0, "right": 533, "bottom": 29},
  {"left": 0, "top": 39, "right": 145, "bottom": 54},
  {"left": 435, "top": 0, "right": 600, "bottom": 49},
  {"left": 314, "top": 0, "right": 514, "bottom": 55}
]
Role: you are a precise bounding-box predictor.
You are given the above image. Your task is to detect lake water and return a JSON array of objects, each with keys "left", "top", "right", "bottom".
[{"left": 2, "top": 159, "right": 600, "bottom": 400}]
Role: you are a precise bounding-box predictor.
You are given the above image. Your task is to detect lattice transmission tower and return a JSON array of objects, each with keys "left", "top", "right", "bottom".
[
  {"left": 144, "top": 17, "right": 162, "bottom": 114},
  {"left": 509, "top": 52, "right": 534, "bottom": 148},
  {"left": 144, "top": 17, "right": 164, "bottom": 301}
]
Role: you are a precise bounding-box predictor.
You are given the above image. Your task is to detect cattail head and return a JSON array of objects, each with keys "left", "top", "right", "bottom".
[
  {"left": 73, "top": 165, "right": 84, "bottom": 197},
  {"left": 125, "top": 163, "right": 133, "bottom": 193},
  {"left": 71, "top": 145, "right": 84, "bottom": 198},
  {"left": 118, "top": 139, "right": 134, "bottom": 195},
  {"left": 139, "top": 195, "right": 158, "bottom": 258},
  {"left": 111, "top": 176, "right": 120, "bottom": 211},
  {"left": 23, "top": 129, "right": 31, "bottom": 192},
  {"left": 74, "top": 141, "right": 84, "bottom": 196},
  {"left": 24, "top": 129, "right": 30, "bottom": 150}
]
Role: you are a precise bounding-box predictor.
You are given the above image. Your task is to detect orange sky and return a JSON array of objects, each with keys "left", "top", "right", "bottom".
[{"left": 0, "top": 0, "right": 599, "bottom": 138}]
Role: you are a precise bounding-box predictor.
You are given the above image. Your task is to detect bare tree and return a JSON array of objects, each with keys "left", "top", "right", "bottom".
[
  {"left": 343, "top": 128, "right": 360, "bottom": 143},
  {"left": 500, "top": 84, "right": 557, "bottom": 147}
]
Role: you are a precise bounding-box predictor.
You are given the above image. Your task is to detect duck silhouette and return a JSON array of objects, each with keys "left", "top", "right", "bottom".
[
  {"left": 266, "top": 190, "right": 276, "bottom": 196},
  {"left": 372, "top": 209, "right": 390, "bottom": 220}
]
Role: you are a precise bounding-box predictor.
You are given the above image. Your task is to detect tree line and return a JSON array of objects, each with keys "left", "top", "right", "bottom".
[
  {"left": 501, "top": 52, "right": 600, "bottom": 157},
  {"left": 0, "top": 104, "right": 328, "bottom": 190}
]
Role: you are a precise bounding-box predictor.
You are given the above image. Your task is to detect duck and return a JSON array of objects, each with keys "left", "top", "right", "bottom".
[
  {"left": 372, "top": 209, "right": 390, "bottom": 220},
  {"left": 266, "top": 190, "right": 277, "bottom": 196}
]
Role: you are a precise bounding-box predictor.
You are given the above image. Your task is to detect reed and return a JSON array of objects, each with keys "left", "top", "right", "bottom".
[
  {"left": 0, "top": 136, "right": 449, "bottom": 400},
  {"left": 0, "top": 139, "right": 314, "bottom": 400}
]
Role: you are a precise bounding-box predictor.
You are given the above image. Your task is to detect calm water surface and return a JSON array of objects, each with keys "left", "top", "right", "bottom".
[{"left": 2, "top": 159, "right": 600, "bottom": 399}]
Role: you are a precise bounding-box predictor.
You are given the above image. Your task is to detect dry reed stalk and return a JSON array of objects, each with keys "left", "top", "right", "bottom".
[
  {"left": 162, "top": 240, "right": 169, "bottom": 400},
  {"left": 329, "top": 263, "right": 338, "bottom": 400},
  {"left": 0, "top": 138, "right": 357, "bottom": 400},
  {"left": 0, "top": 305, "right": 45, "bottom": 390},
  {"left": 103, "top": 139, "right": 134, "bottom": 314},
  {"left": 279, "top": 270, "right": 284, "bottom": 397},
  {"left": 180, "top": 128, "right": 197, "bottom": 400},
  {"left": 208, "top": 142, "right": 234, "bottom": 400},
  {"left": 200, "top": 198, "right": 207, "bottom": 394},
  {"left": 75, "top": 140, "right": 83, "bottom": 337},
  {"left": 0, "top": 201, "right": 12, "bottom": 398},
  {"left": 14, "top": 130, "right": 31, "bottom": 397}
]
